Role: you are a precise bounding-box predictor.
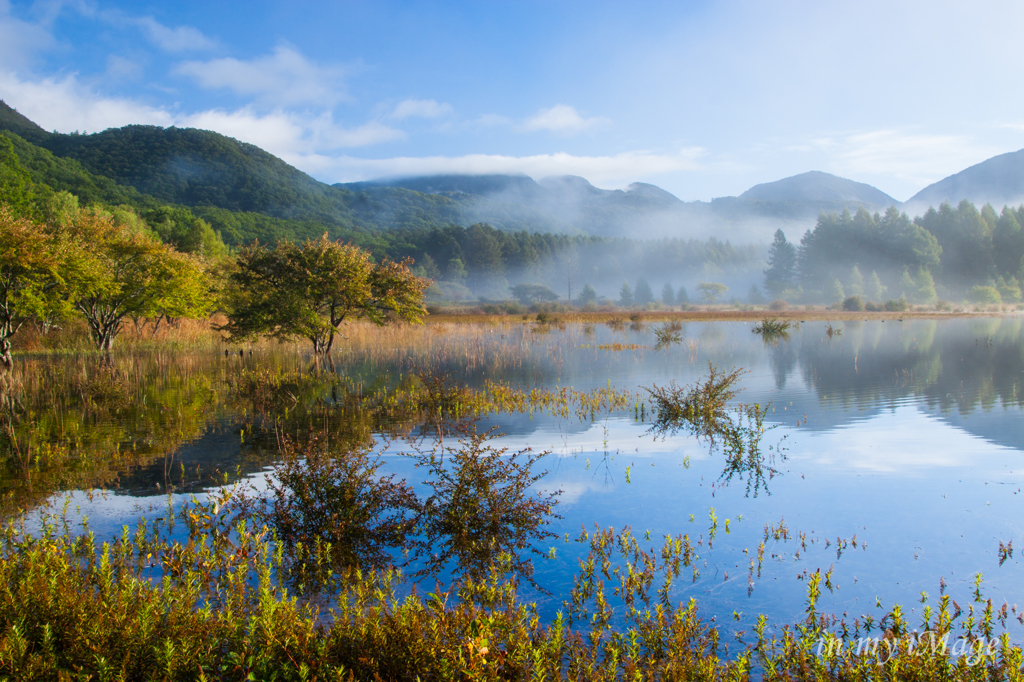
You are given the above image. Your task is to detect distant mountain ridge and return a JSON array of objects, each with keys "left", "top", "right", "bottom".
[
  {"left": 10, "top": 97, "right": 1024, "bottom": 244},
  {"left": 907, "top": 148, "right": 1024, "bottom": 209}
]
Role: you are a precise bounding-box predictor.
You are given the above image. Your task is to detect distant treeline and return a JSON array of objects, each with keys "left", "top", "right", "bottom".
[{"left": 764, "top": 203, "right": 1024, "bottom": 304}]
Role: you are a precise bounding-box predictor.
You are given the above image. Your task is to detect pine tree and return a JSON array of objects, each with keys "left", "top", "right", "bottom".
[
  {"left": 661, "top": 283, "right": 675, "bottom": 306},
  {"left": 830, "top": 279, "right": 845, "bottom": 303},
  {"left": 619, "top": 281, "right": 634, "bottom": 307},
  {"left": 866, "top": 271, "right": 886, "bottom": 301},
  {"left": 764, "top": 229, "right": 797, "bottom": 297},
  {"left": 848, "top": 265, "right": 864, "bottom": 297},
  {"left": 634, "top": 278, "right": 654, "bottom": 305},
  {"left": 914, "top": 268, "right": 937, "bottom": 304}
]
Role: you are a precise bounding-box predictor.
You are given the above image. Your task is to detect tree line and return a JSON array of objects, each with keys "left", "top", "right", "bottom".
[{"left": 763, "top": 201, "right": 1024, "bottom": 305}]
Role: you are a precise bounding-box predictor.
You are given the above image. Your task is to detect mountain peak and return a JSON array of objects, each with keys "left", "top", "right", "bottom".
[
  {"left": 907, "top": 149, "right": 1024, "bottom": 208},
  {"left": 739, "top": 170, "right": 896, "bottom": 207}
]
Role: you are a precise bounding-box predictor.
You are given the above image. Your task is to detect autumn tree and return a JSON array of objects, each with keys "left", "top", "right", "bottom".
[
  {"left": 67, "top": 211, "right": 213, "bottom": 350},
  {"left": 0, "top": 208, "right": 71, "bottom": 368},
  {"left": 224, "top": 234, "right": 428, "bottom": 356}
]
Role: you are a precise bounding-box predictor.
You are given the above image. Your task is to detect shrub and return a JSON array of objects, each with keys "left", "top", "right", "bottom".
[
  {"left": 768, "top": 299, "right": 788, "bottom": 311},
  {"left": 841, "top": 295, "right": 865, "bottom": 311},
  {"left": 864, "top": 301, "right": 883, "bottom": 311},
  {"left": 935, "top": 299, "right": 952, "bottom": 311},
  {"left": 884, "top": 297, "right": 908, "bottom": 312},
  {"left": 499, "top": 300, "right": 526, "bottom": 315},
  {"left": 968, "top": 285, "right": 1002, "bottom": 305}
]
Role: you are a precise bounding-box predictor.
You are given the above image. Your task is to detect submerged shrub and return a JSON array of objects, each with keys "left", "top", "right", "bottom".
[{"left": 411, "top": 427, "right": 560, "bottom": 588}]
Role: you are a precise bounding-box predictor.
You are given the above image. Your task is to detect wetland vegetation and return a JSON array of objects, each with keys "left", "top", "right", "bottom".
[{"left": 0, "top": 314, "right": 1022, "bottom": 679}]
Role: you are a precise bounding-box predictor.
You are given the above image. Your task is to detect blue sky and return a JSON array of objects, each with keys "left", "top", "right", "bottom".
[{"left": 1, "top": 0, "right": 1023, "bottom": 201}]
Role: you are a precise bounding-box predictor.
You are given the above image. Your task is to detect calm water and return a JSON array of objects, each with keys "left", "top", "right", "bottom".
[{"left": 16, "top": 317, "right": 1024, "bottom": 640}]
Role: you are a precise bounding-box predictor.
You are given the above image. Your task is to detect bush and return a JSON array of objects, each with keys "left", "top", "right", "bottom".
[
  {"left": 968, "top": 285, "right": 1002, "bottom": 305},
  {"left": 935, "top": 299, "right": 952, "bottom": 311},
  {"left": 884, "top": 297, "right": 908, "bottom": 312},
  {"left": 864, "top": 301, "right": 883, "bottom": 312},
  {"left": 769, "top": 299, "right": 788, "bottom": 311},
  {"left": 481, "top": 304, "right": 501, "bottom": 314},
  {"left": 500, "top": 300, "right": 527, "bottom": 315},
  {"left": 841, "top": 295, "right": 865, "bottom": 311}
]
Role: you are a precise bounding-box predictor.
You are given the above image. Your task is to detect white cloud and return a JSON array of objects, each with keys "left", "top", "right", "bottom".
[
  {"left": 0, "top": 1, "right": 55, "bottom": 71},
  {"left": 313, "top": 147, "right": 705, "bottom": 186},
  {"left": 128, "top": 16, "right": 218, "bottom": 52},
  {"left": 0, "top": 71, "right": 173, "bottom": 133},
  {"left": 175, "top": 45, "right": 350, "bottom": 106},
  {"left": 818, "top": 130, "right": 1003, "bottom": 190},
  {"left": 0, "top": 71, "right": 402, "bottom": 158},
  {"left": 390, "top": 98, "right": 453, "bottom": 120},
  {"left": 183, "top": 108, "right": 404, "bottom": 160},
  {"left": 519, "top": 104, "right": 610, "bottom": 134}
]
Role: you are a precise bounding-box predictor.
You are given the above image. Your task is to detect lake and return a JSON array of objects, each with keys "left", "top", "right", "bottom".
[{"left": 10, "top": 316, "right": 1024, "bottom": 643}]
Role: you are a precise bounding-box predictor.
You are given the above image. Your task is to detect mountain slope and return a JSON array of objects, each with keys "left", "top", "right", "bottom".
[
  {"left": 740, "top": 170, "right": 897, "bottom": 207},
  {"left": 907, "top": 149, "right": 1024, "bottom": 208}
]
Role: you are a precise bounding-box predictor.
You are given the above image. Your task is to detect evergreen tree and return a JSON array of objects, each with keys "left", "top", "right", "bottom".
[
  {"left": 634, "top": 278, "right": 653, "bottom": 305},
  {"left": 619, "top": 281, "right": 634, "bottom": 307},
  {"left": 848, "top": 265, "right": 865, "bottom": 297},
  {"left": 914, "top": 267, "right": 937, "bottom": 304},
  {"left": 677, "top": 285, "right": 689, "bottom": 304},
  {"left": 866, "top": 271, "right": 886, "bottom": 301},
  {"left": 830, "top": 279, "right": 845, "bottom": 303},
  {"left": 763, "top": 229, "right": 797, "bottom": 297},
  {"left": 661, "top": 282, "right": 675, "bottom": 306},
  {"left": 748, "top": 284, "right": 766, "bottom": 304},
  {"left": 899, "top": 268, "right": 916, "bottom": 300},
  {"left": 576, "top": 283, "right": 597, "bottom": 306}
]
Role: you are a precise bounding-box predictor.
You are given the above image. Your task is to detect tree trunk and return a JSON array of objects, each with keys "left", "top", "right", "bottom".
[{"left": 0, "top": 338, "right": 11, "bottom": 372}]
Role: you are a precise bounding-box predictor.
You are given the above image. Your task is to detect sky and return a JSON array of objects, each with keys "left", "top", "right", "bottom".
[{"left": 1, "top": 0, "right": 1023, "bottom": 202}]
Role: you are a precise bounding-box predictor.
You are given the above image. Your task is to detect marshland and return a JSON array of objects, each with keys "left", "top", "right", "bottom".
[{"left": 3, "top": 312, "right": 1024, "bottom": 679}]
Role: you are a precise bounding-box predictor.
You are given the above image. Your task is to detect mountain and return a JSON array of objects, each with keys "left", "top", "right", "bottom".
[
  {"left": 0, "top": 98, "right": 907, "bottom": 243},
  {"left": 906, "top": 148, "right": 1024, "bottom": 209},
  {"left": 740, "top": 170, "right": 897, "bottom": 208}
]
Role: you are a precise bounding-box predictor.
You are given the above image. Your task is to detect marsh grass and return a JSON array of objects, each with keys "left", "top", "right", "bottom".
[{"left": 0, "top": 503, "right": 1020, "bottom": 681}]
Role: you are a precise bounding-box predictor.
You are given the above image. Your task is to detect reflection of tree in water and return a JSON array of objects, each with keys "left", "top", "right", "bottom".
[
  {"left": 769, "top": 340, "right": 797, "bottom": 390},
  {"left": 796, "top": 319, "right": 1024, "bottom": 416}
]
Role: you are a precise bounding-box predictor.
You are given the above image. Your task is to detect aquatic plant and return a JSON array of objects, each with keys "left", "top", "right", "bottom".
[
  {"left": 645, "top": 363, "right": 744, "bottom": 442},
  {"left": 752, "top": 317, "right": 791, "bottom": 338},
  {"left": 654, "top": 320, "right": 683, "bottom": 349}
]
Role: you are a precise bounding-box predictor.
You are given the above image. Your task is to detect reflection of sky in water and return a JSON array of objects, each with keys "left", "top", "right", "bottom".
[{"left": 32, "top": 318, "right": 1024, "bottom": 641}]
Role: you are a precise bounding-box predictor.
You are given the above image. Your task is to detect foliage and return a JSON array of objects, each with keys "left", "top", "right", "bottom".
[
  {"left": 618, "top": 280, "right": 633, "bottom": 306},
  {"left": 0, "top": 208, "right": 71, "bottom": 367},
  {"left": 576, "top": 282, "right": 598, "bottom": 306},
  {"left": 634, "top": 277, "right": 654, "bottom": 305},
  {"left": 752, "top": 317, "right": 792, "bottom": 337},
  {"left": 968, "top": 285, "right": 1002, "bottom": 305},
  {"left": 411, "top": 427, "right": 560, "bottom": 588},
  {"left": 224, "top": 234, "right": 428, "bottom": 355},
  {"left": 696, "top": 281, "right": 728, "bottom": 304},
  {"left": 240, "top": 433, "right": 418, "bottom": 580},
  {"left": 764, "top": 228, "right": 797, "bottom": 297},
  {"left": 842, "top": 295, "right": 865, "bottom": 311},
  {"left": 66, "top": 210, "right": 213, "bottom": 350},
  {"left": 645, "top": 364, "right": 744, "bottom": 442},
  {"left": 509, "top": 283, "right": 558, "bottom": 305}
]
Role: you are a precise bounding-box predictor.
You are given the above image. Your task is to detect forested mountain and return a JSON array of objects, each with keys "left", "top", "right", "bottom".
[
  {"left": 907, "top": 148, "right": 1024, "bottom": 210},
  {"left": 0, "top": 100, "right": 903, "bottom": 243},
  {"left": 740, "top": 171, "right": 896, "bottom": 209}
]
